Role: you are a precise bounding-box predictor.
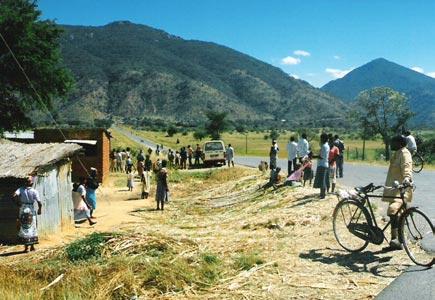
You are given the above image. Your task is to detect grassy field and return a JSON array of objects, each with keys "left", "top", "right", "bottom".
[{"left": 122, "top": 126, "right": 386, "bottom": 162}]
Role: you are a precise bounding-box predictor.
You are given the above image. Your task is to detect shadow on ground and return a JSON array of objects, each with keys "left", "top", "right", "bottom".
[{"left": 299, "top": 248, "right": 400, "bottom": 278}]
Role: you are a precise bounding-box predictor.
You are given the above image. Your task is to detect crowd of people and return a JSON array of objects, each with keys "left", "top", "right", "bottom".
[{"left": 267, "top": 133, "right": 346, "bottom": 199}]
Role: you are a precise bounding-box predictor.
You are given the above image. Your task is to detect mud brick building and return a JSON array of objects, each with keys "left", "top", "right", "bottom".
[{"left": 34, "top": 128, "right": 112, "bottom": 183}]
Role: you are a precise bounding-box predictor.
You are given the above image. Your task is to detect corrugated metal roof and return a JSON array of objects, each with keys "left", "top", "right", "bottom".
[
  {"left": 64, "top": 139, "right": 97, "bottom": 145},
  {"left": 0, "top": 139, "right": 82, "bottom": 179}
]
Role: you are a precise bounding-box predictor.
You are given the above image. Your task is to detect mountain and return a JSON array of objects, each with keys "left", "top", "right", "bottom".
[
  {"left": 321, "top": 58, "right": 435, "bottom": 127},
  {"left": 53, "top": 21, "right": 347, "bottom": 128}
]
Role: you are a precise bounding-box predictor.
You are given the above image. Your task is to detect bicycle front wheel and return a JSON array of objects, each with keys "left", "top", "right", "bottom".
[
  {"left": 412, "top": 153, "right": 424, "bottom": 173},
  {"left": 400, "top": 208, "right": 435, "bottom": 267},
  {"left": 333, "top": 200, "right": 371, "bottom": 252}
]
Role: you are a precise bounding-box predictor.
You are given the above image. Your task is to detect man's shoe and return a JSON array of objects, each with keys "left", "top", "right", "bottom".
[{"left": 382, "top": 239, "right": 403, "bottom": 252}]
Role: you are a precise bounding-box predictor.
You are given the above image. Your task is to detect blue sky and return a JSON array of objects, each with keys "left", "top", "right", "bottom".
[{"left": 38, "top": 0, "right": 435, "bottom": 87}]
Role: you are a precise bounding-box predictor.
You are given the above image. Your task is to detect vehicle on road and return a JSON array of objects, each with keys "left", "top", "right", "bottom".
[
  {"left": 333, "top": 182, "right": 435, "bottom": 267},
  {"left": 202, "top": 140, "right": 226, "bottom": 167}
]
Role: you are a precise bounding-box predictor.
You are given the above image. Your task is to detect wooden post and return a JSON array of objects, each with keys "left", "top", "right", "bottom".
[
  {"left": 245, "top": 133, "right": 248, "bottom": 154},
  {"left": 356, "top": 148, "right": 359, "bottom": 160},
  {"left": 362, "top": 139, "right": 366, "bottom": 161},
  {"left": 347, "top": 146, "right": 349, "bottom": 160}
]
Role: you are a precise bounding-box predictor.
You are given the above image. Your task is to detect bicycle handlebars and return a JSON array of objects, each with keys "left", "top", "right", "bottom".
[{"left": 355, "top": 181, "right": 414, "bottom": 194}]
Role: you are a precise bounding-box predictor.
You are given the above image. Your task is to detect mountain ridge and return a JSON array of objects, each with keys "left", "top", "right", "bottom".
[
  {"left": 321, "top": 58, "right": 435, "bottom": 127},
  {"left": 53, "top": 21, "right": 347, "bottom": 128}
]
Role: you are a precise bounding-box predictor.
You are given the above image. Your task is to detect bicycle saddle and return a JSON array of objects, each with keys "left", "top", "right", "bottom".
[{"left": 355, "top": 183, "right": 374, "bottom": 194}]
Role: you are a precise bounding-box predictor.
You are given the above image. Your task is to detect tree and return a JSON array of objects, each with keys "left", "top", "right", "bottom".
[
  {"left": 353, "top": 87, "right": 413, "bottom": 160},
  {"left": 193, "top": 129, "right": 207, "bottom": 141},
  {"left": 0, "top": 0, "right": 74, "bottom": 133},
  {"left": 167, "top": 125, "right": 178, "bottom": 137},
  {"left": 269, "top": 129, "right": 280, "bottom": 141},
  {"left": 205, "top": 111, "right": 228, "bottom": 139}
]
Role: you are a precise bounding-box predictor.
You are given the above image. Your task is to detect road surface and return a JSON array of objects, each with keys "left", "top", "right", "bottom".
[{"left": 115, "top": 126, "right": 434, "bottom": 297}]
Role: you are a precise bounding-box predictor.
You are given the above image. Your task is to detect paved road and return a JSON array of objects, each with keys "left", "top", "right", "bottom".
[
  {"left": 115, "top": 127, "right": 434, "bottom": 297},
  {"left": 235, "top": 156, "right": 435, "bottom": 219}
]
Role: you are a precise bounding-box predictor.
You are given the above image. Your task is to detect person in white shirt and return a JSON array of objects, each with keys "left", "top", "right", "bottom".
[
  {"left": 297, "top": 133, "right": 310, "bottom": 161},
  {"left": 286, "top": 137, "right": 298, "bottom": 175},
  {"left": 404, "top": 130, "right": 417, "bottom": 153},
  {"left": 226, "top": 144, "right": 235, "bottom": 167}
]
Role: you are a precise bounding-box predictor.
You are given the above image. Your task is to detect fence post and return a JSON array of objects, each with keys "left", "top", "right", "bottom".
[
  {"left": 355, "top": 148, "right": 359, "bottom": 160},
  {"left": 347, "top": 146, "right": 349, "bottom": 160}
]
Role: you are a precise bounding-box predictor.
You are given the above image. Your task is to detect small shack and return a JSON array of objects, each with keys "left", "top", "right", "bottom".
[
  {"left": 0, "top": 140, "right": 82, "bottom": 243},
  {"left": 34, "top": 128, "right": 111, "bottom": 183}
]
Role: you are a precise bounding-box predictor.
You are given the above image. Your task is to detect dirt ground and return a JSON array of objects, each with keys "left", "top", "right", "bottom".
[{"left": 0, "top": 167, "right": 412, "bottom": 299}]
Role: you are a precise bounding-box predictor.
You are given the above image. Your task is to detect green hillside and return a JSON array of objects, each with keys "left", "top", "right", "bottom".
[
  {"left": 321, "top": 58, "right": 435, "bottom": 127},
  {"left": 54, "top": 21, "right": 347, "bottom": 128}
]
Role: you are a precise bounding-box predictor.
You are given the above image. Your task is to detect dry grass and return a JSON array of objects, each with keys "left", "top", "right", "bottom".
[{"left": 0, "top": 167, "right": 411, "bottom": 299}]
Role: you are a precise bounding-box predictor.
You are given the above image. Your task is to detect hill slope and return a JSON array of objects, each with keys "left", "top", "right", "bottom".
[
  {"left": 321, "top": 58, "right": 435, "bottom": 127},
  {"left": 55, "top": 21, "right": 346, "bottom": 127}
]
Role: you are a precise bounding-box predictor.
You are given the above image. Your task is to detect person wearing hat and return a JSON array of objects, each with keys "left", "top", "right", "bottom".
[
  {"left": 13, "top": 176, "right": 42, "bottom": 252},
  {"left": 86, "top": 167, "right": 99, "bottom": 218},
  {"left": 382, "top": 134, "right": 413, "bottom": 251}
]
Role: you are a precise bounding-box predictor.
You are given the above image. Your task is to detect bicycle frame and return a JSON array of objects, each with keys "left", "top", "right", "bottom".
[{"left": 356, "top": 188, "right": 408, "bottom": 243}]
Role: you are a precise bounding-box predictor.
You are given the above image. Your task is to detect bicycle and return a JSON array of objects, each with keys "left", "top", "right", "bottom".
[
  {"left": 412, "top": 151, "right": 424, "bottom": 173},
  {"left": 333, "top": 182, "right": 435, "bottom": 267}
]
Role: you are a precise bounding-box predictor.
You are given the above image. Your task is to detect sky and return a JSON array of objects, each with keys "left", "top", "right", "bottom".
[{"left": 38, "top": 0, "right": 435, "bottom": 87}]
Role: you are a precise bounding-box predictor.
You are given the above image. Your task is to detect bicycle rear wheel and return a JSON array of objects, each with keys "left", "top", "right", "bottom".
[
  {"left": 333, "top": 200, "right": 371, "bottom": 252},
  {"left": 399, "top": 208, "right": 435, "bottom": 267},
  {"left": 412, "top": 153, "right": 424, "bottom": 173}
]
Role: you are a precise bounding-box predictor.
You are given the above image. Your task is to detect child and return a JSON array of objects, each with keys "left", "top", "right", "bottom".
[
  {"left": 127, "top": 170, "right": 135, "bottom": 191},
  {"left": 303, "top": 152, "right": 314, "bottom": 187},
  {"left": 287, "top": 163, "right": 304, "bottom": 184},
  {"left": 126, "top": 155, "right": 134, "bottom": 173}
]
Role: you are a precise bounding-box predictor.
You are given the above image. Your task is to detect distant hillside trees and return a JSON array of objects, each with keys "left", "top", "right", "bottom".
[
  {"left": 205, "top": 111, "right": 228, "bottom": 140},
  {"left": 0, "top": 0, "right": 73, "bottom": 133},
  {"left": 353, "top": 87, "right": 413, "bottom": 160}
]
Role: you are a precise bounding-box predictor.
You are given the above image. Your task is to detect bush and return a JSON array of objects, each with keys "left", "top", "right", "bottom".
[
  {"left": 65, "top": 232, "right": 111, "bottom": 261},
  {"left": 167, "top": 126, "right": 178, "bottom": 137},
  {"left": 234, "top": 252, "right": 264, "bottom": 270}
]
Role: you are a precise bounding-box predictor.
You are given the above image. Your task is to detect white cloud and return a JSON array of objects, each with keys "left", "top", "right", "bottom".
[
  {"left": 333, "top": 55, "right": 340, "bottom": 60},
  {"left": 294, "top": 50, "right": 310, "bottom": 57},
  {"left": 289, "top": 74, "right": 300, "bottom": 79},
  {"left": 325, "top": 67, "right": 354, "bottom": 79},
  {"left": 281, "top": 56, "right": 301, "bottom": 65},
  {"left": 427, "top": 72, "right": 435, "bottom": 78},
  {"left": 411, "top": 66, "right": 425, "bottom": 73}
]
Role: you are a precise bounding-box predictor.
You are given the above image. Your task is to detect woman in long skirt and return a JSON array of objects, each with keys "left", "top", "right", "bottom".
[
  {"left": 156, "top": 160, "right": 169, "bottom": 210},
  {"left": 13, "top": 176, "right": 42, "bottom": 252},
  {"left": 86, "top": 168, "right": 99, "bottom": 218},
  {"left": 313, "top": 133, "right": 330, "bottom": 199},
  {"left": 72, "top": 178, "right": 96, "bottom": 226}
]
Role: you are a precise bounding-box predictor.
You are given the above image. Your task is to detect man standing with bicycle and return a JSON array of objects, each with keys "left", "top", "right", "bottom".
[{"left": 382, "top": 135, "right": 413, "bottom": 251}]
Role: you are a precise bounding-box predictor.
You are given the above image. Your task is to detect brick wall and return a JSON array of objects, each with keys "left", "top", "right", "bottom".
[{"left": 34, "top": 128, "right": 111, "bottom": 183}]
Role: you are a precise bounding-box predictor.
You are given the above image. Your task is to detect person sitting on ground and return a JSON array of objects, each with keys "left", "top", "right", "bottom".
[
  {"left": 404, "top": 130, "right": 417, "bottom": 154},
  {"left": 13, "top": 176, "right": 42, "bottom": 252},
  {"left": 72, "top": 178, "right": 96, "bottom": 226},
  {"left": 286, "top": 163, "right": 305, "bottom": 183},
  {"left": 262, "top": 167, "right": 282, "bottom": 189},
  {"left": 382, "top": 135, "right": 413, "bottom": 251},
  {"left": 258, "top": 161, "right": 269, "bottom": 174},
  {"left": 156, "top": 160, "right": 169, "bottom": 210}
]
